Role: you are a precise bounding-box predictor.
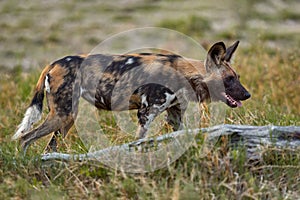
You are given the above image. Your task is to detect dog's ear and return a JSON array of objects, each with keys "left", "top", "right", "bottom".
[
  {"left": 224, "top": 41, "right": 239, "bottom": 62},
  {"left": 205, "top": 41, "right": 226, "bottom": 72}
]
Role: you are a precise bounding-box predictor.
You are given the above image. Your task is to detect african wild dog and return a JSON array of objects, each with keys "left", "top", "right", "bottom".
[{"left": 13, "top": 41, "right": 250, "bottom": 152}]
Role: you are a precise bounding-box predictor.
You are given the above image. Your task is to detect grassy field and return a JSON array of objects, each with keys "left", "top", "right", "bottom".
[{"left": 0, "top": 0, "right": 299, "bottom": 199}]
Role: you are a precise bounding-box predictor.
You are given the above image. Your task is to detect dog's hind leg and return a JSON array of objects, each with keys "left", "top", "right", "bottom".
[
  {"left": 20, "top": 113, "right": 61, "bottom": 153},
  {"left": 21, "top": 70, "right": 80, "bottom": 153},
  {"left": 44, "top": 119, "right": 74, "bottom": 153},
  {"left": 20, "top": 112, "right": 76, "bottom": 153}
]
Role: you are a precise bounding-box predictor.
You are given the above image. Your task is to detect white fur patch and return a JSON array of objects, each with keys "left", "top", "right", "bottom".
[
  {"left": 141, "top": 94, "right": 148, "bottom": 107},
  {"left": 81, "top": 87, "right": 96, "bottom": 103},
  {"left": 66, "top": 57, "right": 72, "bottom": 61},
  {"left": 100, "top": 96, "right": 105, "bottom": 104},
  {"left": 12, "top": 105, "right": 42, "bottom": 140},
  {"left": 80, "top": 87, "right": 84, "bottom": 95},
  {"left": 125, "top": 58, "right": 134, "bottom": 65},
  {"left": 153, "top": 92, "right": 176, "bottom": 111},
  {"left": 45, "top": 75, "right": 50, "bottom": 93},
  {"left": 165, "top": 92, "right": 176, "bottom": 105}
]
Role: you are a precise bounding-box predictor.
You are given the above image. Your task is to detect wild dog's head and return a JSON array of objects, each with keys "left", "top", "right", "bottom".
[{"left": 201, "top": 41, "right": 251, "bottom": 108}]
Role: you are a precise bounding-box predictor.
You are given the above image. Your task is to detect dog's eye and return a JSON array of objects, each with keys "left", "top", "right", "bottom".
[{"left": 227, "top": 76, "right": 235, "bottom": 82}]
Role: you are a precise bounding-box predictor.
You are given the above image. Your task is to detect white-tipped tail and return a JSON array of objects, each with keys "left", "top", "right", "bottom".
[{"left": 12, "top": 105, "right": 42, "bottom": 140}]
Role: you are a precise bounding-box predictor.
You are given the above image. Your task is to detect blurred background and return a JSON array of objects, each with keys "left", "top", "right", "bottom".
[{"left": 0, "top": 0, "right": 299, "bottom": 70}]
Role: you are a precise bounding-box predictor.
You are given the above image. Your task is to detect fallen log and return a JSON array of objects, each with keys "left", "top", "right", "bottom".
[{"left": 41, "top": 124, "right": 300, "bottom": 171}]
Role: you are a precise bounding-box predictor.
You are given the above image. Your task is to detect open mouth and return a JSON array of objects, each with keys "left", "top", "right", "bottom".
[{"left": 221, "top": 92, "right": 242, "bottom": 108}]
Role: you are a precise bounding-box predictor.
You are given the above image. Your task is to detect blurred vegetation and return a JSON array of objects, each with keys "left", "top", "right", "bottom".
[{"left": 0, "top": 0, "right": 299, "bottom": 199}]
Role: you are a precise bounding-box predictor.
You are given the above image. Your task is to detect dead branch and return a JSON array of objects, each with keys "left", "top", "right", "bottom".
[{"left": 41, "top": 124, "right": 300, "bottom": 166}]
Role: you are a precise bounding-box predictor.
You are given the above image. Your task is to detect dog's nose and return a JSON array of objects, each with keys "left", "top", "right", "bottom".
[{"left": 244, "top": 92, "right": 251, "bottom": 99}]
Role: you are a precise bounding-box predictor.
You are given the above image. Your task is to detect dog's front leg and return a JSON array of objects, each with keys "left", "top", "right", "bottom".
[
  {"left": 166, "top": 104, "right": 184, "bottom": 131},
  {"left": 136, "top": 106, "right": 161, "bottom": 138}
]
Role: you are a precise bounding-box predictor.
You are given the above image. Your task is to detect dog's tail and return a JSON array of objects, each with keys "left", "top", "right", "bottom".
[{"left": 12, "top": 64, "right": 53, "bottom": 140}]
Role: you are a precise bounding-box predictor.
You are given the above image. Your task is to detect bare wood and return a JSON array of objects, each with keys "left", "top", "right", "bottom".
[{"left": 41, "top": 124, "right": 300, "bottom": 163}]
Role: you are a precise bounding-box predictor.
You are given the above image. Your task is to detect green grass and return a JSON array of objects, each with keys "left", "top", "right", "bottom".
[
  {"left": 1, "top": 41, "right": 299, "bottom": 200},
  {"left": 157, "top": 15, "right": 211, "bottom": 37},
  {"left": 1, "top": 0, "right": 300, "bottom": 199}
]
